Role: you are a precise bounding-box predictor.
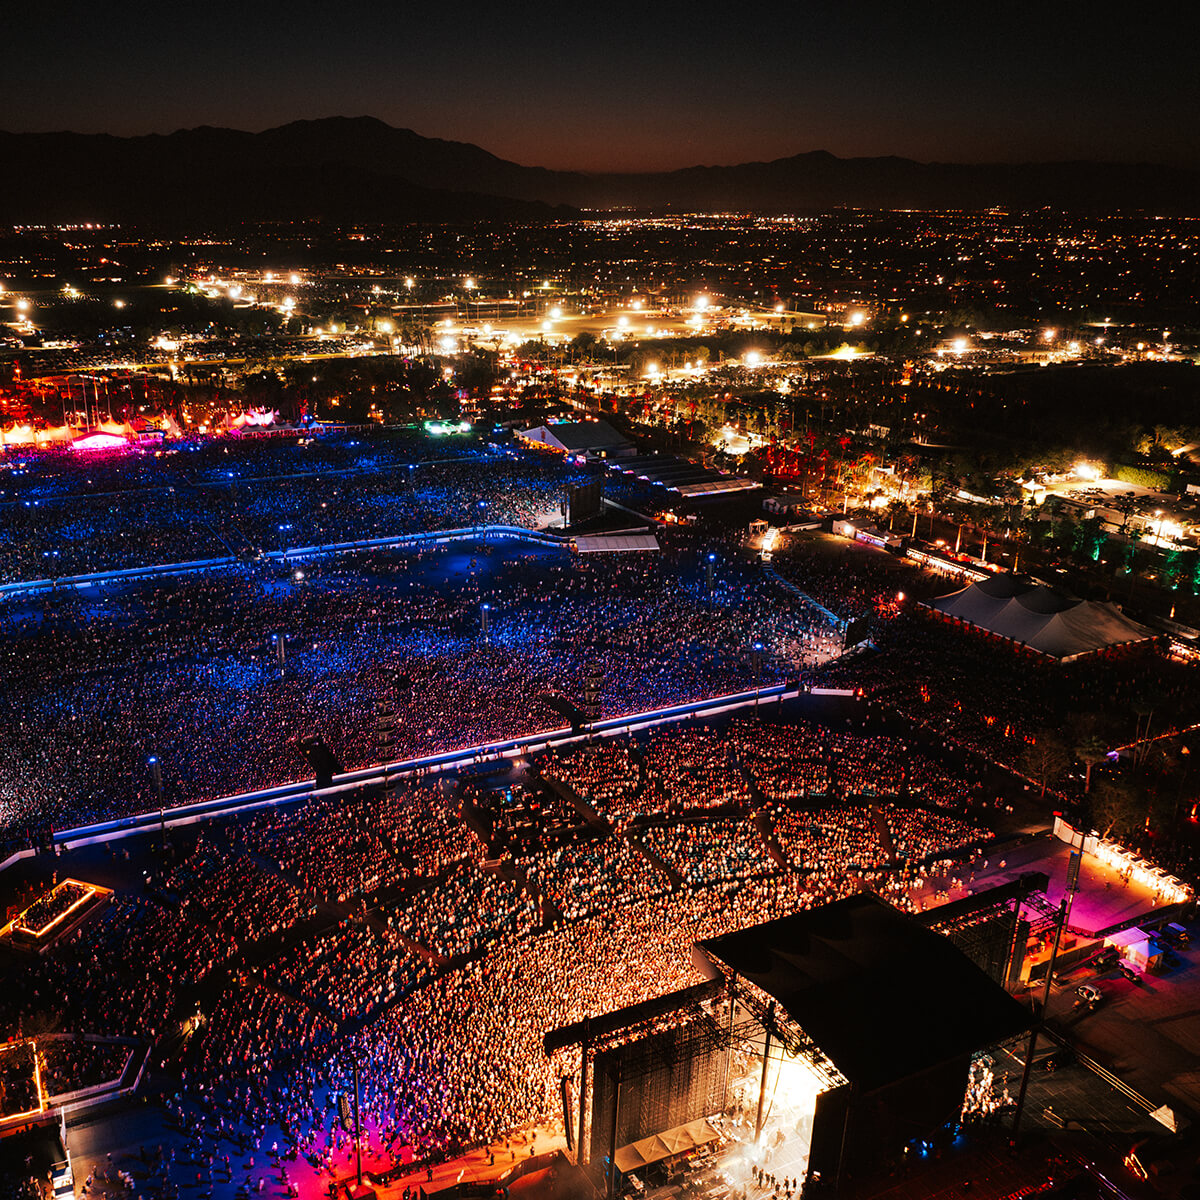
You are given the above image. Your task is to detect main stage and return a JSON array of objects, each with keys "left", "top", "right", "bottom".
[{"left": 545, "top": 894, "right": 1031, "bottom": 1196}]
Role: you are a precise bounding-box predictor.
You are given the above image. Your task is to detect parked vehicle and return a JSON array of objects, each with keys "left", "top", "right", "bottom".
[
  {"left": 1076, "top": 983, "right": 1102, "bottom": 1005},
  {"left": 1117, "top": 961, "right": 1143, "bottom": 985}
]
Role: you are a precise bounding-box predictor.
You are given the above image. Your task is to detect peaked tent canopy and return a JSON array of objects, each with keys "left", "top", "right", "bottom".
[{"left": 920, "top": 574, "right": 1155, "bottom": 661}]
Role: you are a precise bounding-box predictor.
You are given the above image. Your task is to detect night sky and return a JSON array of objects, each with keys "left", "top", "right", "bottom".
[{"left": 6, "top": 0, "right": 1197, "bottom": 172}]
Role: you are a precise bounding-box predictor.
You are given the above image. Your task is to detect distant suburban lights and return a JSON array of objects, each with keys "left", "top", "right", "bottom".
[{"left": 289, "top": 273, "right": 301, "bottom": 285}]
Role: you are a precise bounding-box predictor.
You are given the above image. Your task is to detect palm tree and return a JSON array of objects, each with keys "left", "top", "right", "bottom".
[{"left": 1075, "top": 734, "right": 1109, "bottom": 794}]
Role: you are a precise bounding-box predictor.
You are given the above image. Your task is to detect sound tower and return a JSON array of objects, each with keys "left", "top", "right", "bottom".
[
  {"left": 581, "top": 664, "right": 603, "bottom": 726},
  {"left": 842, "top": 613, "right": 870, "bottom": 651},
  {"left": 298, "top": 737, "right": 345, "bottom": 789},
  {"left": 566, "top": 479, "right": 603, "bottom": 526}
]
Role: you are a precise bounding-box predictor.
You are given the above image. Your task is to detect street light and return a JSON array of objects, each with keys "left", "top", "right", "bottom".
[{"left": 149, "top": 756, "right": 165, "bottom": 849}]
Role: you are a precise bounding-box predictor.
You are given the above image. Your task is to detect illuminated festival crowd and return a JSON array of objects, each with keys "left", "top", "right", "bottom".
[
  {"left": 0, "top": 434, "right": 585, "bottom": 582},
  {"left": 3, "top": 427, "right": 1199, "bottom": 1200},
  {"left": 0, "top": 716, "right": 1002, "bottom": 1179},
  {"left": 0, "top": 534, "right": 847, "bottom": 838}
]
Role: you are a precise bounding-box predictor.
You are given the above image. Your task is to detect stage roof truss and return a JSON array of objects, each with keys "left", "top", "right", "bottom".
[{"left": 736, "top": 982, "right": 847, "bottom": 1090}]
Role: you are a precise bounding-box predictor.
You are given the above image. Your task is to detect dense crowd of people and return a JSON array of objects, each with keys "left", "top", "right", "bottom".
[
  {"left": 0, "top": 433, "right": 587, "bottom": 582},
  {"left": 4, "top": 428, "right": 1198, "bottom": 1200},
  {"left": 0, "top": 714, "right": 1003, "bottom": 1175},
  {"left": 0, "top": 532, "right": 846, "bottom": 838}
]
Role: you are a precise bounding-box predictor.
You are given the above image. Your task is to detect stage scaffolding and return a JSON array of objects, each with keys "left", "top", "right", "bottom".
[{"left": 545, "top": 977, "right": 846, "bottom": 1192}]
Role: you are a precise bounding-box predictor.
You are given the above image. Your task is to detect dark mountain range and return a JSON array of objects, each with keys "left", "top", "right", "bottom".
[{"left": 1, "top": 116, "right": 1195, "bottom": 225}]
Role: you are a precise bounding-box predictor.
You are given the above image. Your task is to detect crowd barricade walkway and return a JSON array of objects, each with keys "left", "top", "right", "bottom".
[
  {"left": 45, "top": 683, "right": 800, "bottom": 854},
  {"left": 0, "top": 525, "right": 572, "bottom": 600}
]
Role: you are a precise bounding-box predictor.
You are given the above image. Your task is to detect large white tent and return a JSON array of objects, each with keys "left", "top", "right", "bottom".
[{"left": 921, "top": 574, "right": 1156, "bottom": 661}]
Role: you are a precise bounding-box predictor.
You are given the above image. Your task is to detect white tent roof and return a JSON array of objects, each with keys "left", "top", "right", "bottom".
[
  {"left": 674, "top": 479, "right": 761, "bottom": 496},
  {"left": 574, "top": 533, "right": 660, "bottom": 553},
  {"left": 921, "top": 575, "right": 1155, "bottom": 660},
  {"left": 614, "top": 1117, "right": 720, "bottom": 1173}
]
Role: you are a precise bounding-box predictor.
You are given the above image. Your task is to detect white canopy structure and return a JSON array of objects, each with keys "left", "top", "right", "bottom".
[
  {"left": 920, "top": 575, "right": 1156, "bottom": 661},
  {"left": 613, "top": 1118, "right": 720, "bottom": 1173},
  {"left": 574, "top": 533, "right": 660, "bottom": 553}
]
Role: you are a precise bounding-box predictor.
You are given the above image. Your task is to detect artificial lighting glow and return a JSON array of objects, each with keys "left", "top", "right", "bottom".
[
  {"left": 282, "top": 297, "right": 295, "bottom": 310},
  {"left": 952, "top": 338, "right": 968, "bottom": 355},
  {"left": 113, "top": 299, "right": 125, "bottom": 308},
  {"left": 695, "top": 295, "right": 709, "bottom": 311},
  {"left": 848, "top": 311, "right": 865, "bottom": 326},
  {"left": 1043, "top": 328, "right": 1056, "bottom": 342},
  {"left": 405, "top": 277, "right": 414, "bottom": 289},
  {"left": 617, "top": 316, "right": 629, "bottom": 328},
  {"left": 439, "top": 336, "right": 457, "bottom": 352},
  {"left": 550, "top": 306, "right": 563, "bottom": 319},
  {"left": 464, "top": 277, "right": 475, "bottom": 289},
  {"left": 289, "top": 273, "right": 301, "bottom": 285},
  {"left": 745, "top": 351, "right": 762, "bottom": 367},
  {"left": 774, "top": 302, "right": 784, "bottom": 313},
  {"left": 377, "top": 320, "right": 393, "bottom": 334},
  {"left": 1075, "top": 462, "right": 1099, "bottom": 481}
]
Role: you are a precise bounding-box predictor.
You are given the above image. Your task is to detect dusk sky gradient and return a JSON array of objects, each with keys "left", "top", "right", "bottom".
[{"left": 5, "top": 0, "right": 1197, "bottom": 172}]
